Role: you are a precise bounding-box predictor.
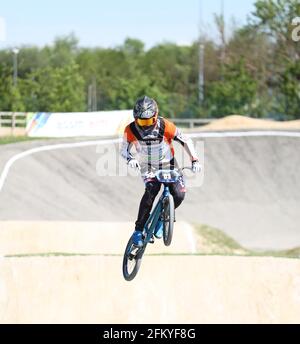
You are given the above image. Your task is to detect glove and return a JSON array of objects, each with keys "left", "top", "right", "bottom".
[
  {"left": 128, "top": 159, "right": 141, "bottom": 171},
  {"left": 192, "top": 160, "right": 201, "bottom": 173}
]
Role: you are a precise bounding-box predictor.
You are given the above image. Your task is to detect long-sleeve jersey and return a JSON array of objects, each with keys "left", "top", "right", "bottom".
[{"left": 121, "top": 117, "right": 199, "bottom": 174}]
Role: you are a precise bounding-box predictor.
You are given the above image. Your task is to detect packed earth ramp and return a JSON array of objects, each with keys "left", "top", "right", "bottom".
[
  {"left": 0, "top": 135, "right": 299, "bottom": 250},
  {"left": 0, "top": 256, "right": 300, "bottom": 324},
  {"left": 0, "top": 133, "right": 300, "bottom": 324}
]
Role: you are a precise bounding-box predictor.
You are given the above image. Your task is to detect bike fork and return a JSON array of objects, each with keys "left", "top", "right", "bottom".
[{"left": 162, "top": 185, "right": 176, "bottom": 222}]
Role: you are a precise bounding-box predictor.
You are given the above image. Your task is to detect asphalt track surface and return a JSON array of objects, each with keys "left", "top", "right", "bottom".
[{"left": 0, "top": 134, "right": 299, "bottom": 250}]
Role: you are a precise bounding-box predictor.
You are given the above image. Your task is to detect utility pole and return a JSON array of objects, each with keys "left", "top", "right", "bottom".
[
  {"left": 198, "top": 0, "right": 205, "bottom": 105},
  {"left": 88, "top": 78, "right": 97, "bottom": 112},
  {"left": 198, "top": 43, "right": 205, "bottom": 105},
  {"left": 12, "top": 48, "right": 19, "bottom": 87},
  {"left": 92, "top": 77, "right": 97, "bottom": 112},
  {"left": 220, "top": 0, "right": 226, "bottom": 67},
  {"left": 88, "top": 84, "right": 92, "bottom": 112}
]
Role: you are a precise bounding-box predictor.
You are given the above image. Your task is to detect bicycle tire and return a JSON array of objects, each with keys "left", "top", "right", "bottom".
[
  {"left": 122, "top": 236, "right": 145, "bottom": 281},
  {"left": 162, "top": 194, "right": 175, "bottom": 246}
]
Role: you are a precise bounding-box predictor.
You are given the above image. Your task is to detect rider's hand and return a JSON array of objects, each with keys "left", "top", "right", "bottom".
[
  {"left": 192, "top": 160, "right": 201, "bottom": 173},
  {"left": 128, "top": 159, "right": 141, "bottom": 171}
]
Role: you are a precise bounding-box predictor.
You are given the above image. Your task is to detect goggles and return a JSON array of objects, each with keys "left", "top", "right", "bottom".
[{"left": 136, "top": 115, "right": 157, "bottom": 127}]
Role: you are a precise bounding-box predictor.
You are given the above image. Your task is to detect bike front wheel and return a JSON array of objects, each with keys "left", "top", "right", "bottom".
[
  {"left": 162, "top": 194, "right": 175, "bottom": 247},
  {"left": 122, "top": 236, "right": 145, "bottom": 281}
]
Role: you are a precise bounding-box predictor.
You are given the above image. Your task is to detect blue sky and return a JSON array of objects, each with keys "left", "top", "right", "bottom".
[{"left": 0, "top": 0, "right": 256, "bottom": 49}]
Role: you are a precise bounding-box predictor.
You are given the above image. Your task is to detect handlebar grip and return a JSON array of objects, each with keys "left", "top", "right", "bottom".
[{"left": 181, "top": 166, "right": 193, "bottom": 172}]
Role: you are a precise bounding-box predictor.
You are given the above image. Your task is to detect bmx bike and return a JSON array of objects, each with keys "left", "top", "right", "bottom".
[{"left": 122, "top": 167, "right": 191, "bottom": 281}]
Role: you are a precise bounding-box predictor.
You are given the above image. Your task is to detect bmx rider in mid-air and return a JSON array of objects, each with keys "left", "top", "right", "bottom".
[{"left": 121, "top": 96, "right": 201, "bottom": 247}]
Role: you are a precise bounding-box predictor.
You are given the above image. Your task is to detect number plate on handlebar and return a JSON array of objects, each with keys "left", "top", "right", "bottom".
[{"left": 155, "top": 170, "right": 180, "bottom": 183}]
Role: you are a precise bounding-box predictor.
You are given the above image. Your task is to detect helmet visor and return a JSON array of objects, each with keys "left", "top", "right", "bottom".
[{"left": 136, "top": 116, "right": 157, "bottom": 127}]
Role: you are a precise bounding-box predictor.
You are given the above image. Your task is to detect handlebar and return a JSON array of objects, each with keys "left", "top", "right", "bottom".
[
  {"left": 181, "top": 166, "right": 193, "bottom": 172},
  {"left": 152, "top": 167, "right": 194, "bottom": 184}
]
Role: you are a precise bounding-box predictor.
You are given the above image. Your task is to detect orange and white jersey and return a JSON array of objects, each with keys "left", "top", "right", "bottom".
[{"left": 121, "top": 117, "right": 198, "bottom": 174}]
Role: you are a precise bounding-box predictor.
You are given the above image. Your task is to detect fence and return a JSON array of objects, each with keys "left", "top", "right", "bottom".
[
  {"left": 0, "top": 111, "right": 216, "bottom": 137},
  {"left": 0, "top": 112, "right": 27, "bottom": 135},
  {"left": 171, "top": 118, "right": 216, "bottom": 129}
]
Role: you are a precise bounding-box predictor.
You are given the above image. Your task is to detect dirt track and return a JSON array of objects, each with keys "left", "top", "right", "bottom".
[
  {"left": 199, "top": 115, "right": 300, "bottom": 131},
  {"left": 1, "top": 255, "right": 299, "bottom": 324},
  {"left": 0, "top": 134, "right": 300, "bottom": 324},
  {"left": 0, "top": 135, "right": 299, "bottom": 249},
  {"left": 0, "top": 221, "right": 196, "bottom": 256}
]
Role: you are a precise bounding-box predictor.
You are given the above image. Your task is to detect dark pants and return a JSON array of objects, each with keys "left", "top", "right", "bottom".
[{"left": 135, "top": 177, "right": 186, "bottom": 231}]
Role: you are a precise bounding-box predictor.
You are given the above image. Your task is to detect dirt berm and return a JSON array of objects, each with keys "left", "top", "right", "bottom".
[
  {"left": 0, "top": 255, "right": 299, "bottom": 324},
  {"left": 1, "top": 135, "right": 299, "bottom": 250},
  {"left": 0, "top": 124, "right": 299, "bottom": 324}
]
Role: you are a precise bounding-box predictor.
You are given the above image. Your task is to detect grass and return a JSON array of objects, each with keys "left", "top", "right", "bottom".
[
  {"left": 0, "top": 135, "right": 111, "bottom": 146},
  {"left": 257, "top": 247, "right": 300, "bottom": 259},
  {"left": 5, "top": 252, "right": 123, "bottom": 258},
  {"left": 194, "top": 224, "right": 300, "bottom": 259},
  {"left": 0, "top": 136, "right": 39, "bottom": 145},
  {"left": 195, "top": 224, "right": 248, "bottom": 255},
  {"left": 4, "top": 225, "right": 300, "bottom": 260}
]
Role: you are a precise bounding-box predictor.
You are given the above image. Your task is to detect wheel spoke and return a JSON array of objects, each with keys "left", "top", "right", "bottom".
[
  {"left": 127, "top": 258, "right": 136, "bottom": 274},
  {"left": 123, "top": 240, "right": 144, "bottom": 281}
]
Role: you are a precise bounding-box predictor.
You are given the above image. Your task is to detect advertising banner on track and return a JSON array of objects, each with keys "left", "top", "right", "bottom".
[{"left": 26, "top": 110, "right": 132, "bottom": 137}]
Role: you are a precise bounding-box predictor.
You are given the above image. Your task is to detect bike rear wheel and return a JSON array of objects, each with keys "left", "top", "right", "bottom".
[
  {"left": 162, "top": 194, "right": 175, "bottom": 246},
  {"left": 122, "top": 236, "right": 145, "bottom": 281}
]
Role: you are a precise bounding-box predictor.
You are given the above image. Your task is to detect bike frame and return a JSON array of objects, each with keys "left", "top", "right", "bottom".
[
  {"left": 142, "top": 184, "right": 171, "bottom": 245},
  {"left": 136, "top": 167, "right": 191, "bottom": 247}
]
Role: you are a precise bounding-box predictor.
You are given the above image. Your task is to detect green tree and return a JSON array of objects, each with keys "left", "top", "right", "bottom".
[
  {"left": 252, "top": 0, "right": 300, "bottom": 55},
  {"left": 206, "top": 59, "right": 259, "bottom": 117},
  {"left": 122, "top": 38, "right": 145, "bottom": 56},
  {"left": 250, "top": 0, "right": 300, "bottom": 118},
  {"left": 0, "top": 65, "right": 13, "bottom": 111},
  {"left": 47, "top": 33, "right": 79, "bottom": 68},
  {"left": 0, "top": 64, "right": 25, "bottom": 111},
  {"left": 280, "top": 60, "right": 300, "bottom": 118},
  {"left": 24, "top": 62, "right": 85, "bottom": 112}
]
